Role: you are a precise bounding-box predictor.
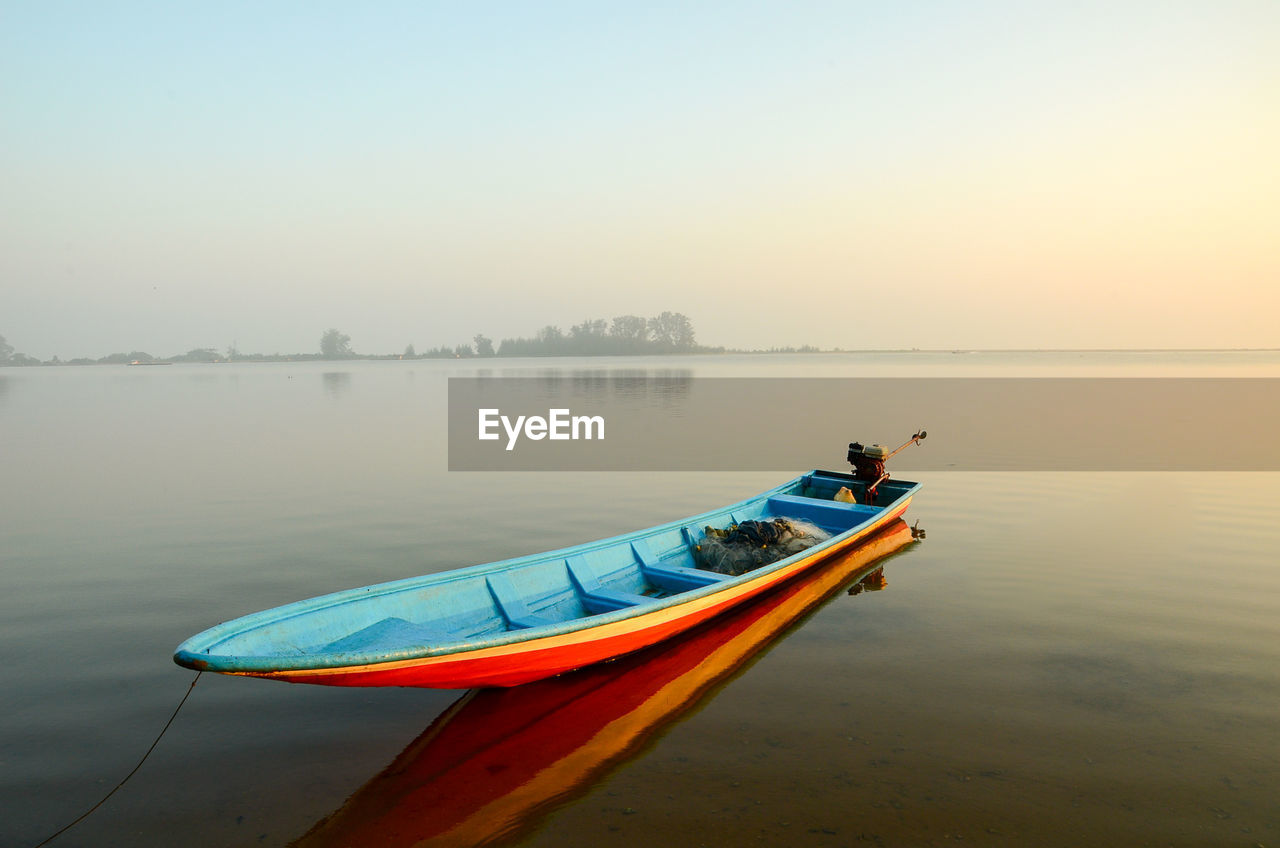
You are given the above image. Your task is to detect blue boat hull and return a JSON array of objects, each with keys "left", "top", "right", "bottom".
[{"left": 174, "top": 471, "right": 920, "bottom": 688}]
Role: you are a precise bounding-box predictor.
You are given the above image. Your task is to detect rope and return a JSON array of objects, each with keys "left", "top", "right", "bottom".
[{"left": 33, "top": 671, "right": 203, "bottom": 848}]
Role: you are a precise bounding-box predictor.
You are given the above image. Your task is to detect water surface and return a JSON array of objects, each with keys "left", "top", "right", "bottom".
[{"left": 1, "top": 352, "right": 1277, "bottom": 847}]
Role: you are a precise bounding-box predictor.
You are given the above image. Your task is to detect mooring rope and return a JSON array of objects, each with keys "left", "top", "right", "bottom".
[{"left": 33, "top": 671, "right": 203, "bottom": 848}]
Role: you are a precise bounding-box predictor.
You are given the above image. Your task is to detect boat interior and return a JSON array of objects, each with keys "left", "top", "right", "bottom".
[{"left": 199, "top": 472, "right": 915, "bottom": 659}]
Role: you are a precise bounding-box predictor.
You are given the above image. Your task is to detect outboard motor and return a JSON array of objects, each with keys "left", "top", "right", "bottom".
[
  {"left": 847, "top": 441, "right": 890, "bottom": 482},
  {"left": 848, "top": 430, "right": 927, "bottom": 502}
]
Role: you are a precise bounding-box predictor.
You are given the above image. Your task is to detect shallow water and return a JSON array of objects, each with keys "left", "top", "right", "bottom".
[{"left": 1, "top": 352, "right": 1278, "bottom": 847}]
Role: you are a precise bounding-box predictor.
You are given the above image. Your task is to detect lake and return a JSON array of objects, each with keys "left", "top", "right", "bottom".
[{"left": 2, "top": 351, "right": 1278, "bottom": 847}]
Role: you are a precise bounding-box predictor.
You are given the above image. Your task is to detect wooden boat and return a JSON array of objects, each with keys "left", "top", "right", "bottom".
[
  {"left": 174, "top": 470, "right": 920, "bottom": 689},
  {"left": 292, "top": 519, "right": 918, "bottom": 847}
]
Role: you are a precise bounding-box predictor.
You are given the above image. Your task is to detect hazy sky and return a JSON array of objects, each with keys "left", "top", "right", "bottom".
[{"left": 2, "top": 2, "right": 1277, "bottom": 359}]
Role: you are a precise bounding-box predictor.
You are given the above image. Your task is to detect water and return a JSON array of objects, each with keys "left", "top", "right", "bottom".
[{"left": 2, "top": 352, "right": 1278, "bottom": 847}]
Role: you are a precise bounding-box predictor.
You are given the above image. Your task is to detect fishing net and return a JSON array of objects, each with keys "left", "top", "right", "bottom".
[{"left": 692, "top": 518, "right": 831, "bottom": 576}]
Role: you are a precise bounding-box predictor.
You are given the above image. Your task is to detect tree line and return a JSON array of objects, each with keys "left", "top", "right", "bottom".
[
  {"left": 0, "top": 312, "right": 711, "bottom": 366},
  {"left": 328, "top": 312, "right": 703, "bottom": 359},
  {"left": 467, "top": 312, "right": 699, "bottom": 358}
]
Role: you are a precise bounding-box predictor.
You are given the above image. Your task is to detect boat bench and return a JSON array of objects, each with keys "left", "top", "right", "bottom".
[
  {"left": 767, "top": 494, "right": 880, "bottom": 531},
  {"left": 486, "top": 573, "right": 556, "bottom": 630},
  {"left": 566, "top": 555, "right": 652, "bottom": 614},
  {"left": 633, "top": 538, "right": 729, "bottom": 594}
]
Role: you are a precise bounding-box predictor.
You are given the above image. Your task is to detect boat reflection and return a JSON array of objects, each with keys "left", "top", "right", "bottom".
[
  {"left": 847, "top": 566, "right": 887, "bottom": 595},
  {"left": 292, "top": 519, "right": 921, "bottom": 848}
]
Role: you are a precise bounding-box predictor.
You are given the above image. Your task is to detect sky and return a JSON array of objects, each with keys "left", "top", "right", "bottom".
[{"left": 2, "top": 1, "right": 1277, "bottom": 359}]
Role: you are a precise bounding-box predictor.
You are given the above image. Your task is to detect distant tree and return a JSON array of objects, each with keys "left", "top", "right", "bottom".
[
  {"left": 647, "top": 311, "right": 696, "bottom": 351},
  {"left": 609, "top": 315, "right": 649, "bottom": 346},
  {"left": 320, "top": 328, "right": 353, "bottom": 359},
  {"left": 511, "top": 325, "right": 564, "bottom": 355},
  {"left": 454, "top": 343, "right": 474, "bottom": 358},
  {"left": 170, "top": 348, "right": 218, "bottom": 363},
  {"left": 0, "top": 333, "right": 13, "bottom": 363},
  {"left": 570, "top": 319, "right": 607, "bottom": 339},
  {"left": 473, "top": 334, "right": 495, "bottom": 357},
  {"left": 568, "top": 319, "right": 608, "bottom": 354},
  {"left": 404, "top": 344, "right": 416, "bottom": 357}
]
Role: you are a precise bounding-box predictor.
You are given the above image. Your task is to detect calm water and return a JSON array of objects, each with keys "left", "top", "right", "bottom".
[{"left": 2, "top": 352, "right": 1278, "bottom": 847}]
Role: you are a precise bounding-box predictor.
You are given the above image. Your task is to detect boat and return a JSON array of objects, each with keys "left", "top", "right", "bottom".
[
  {"left": 291, "top": 519, "right": 919, "bottom": 848},
  {"left": 174, "top": 455, "right": 922, "bottom": 689}
]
